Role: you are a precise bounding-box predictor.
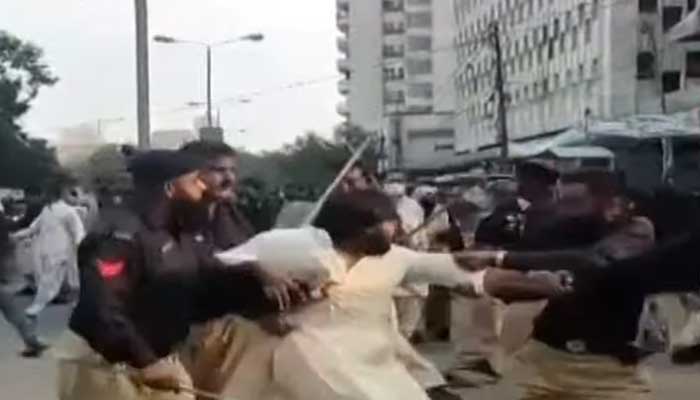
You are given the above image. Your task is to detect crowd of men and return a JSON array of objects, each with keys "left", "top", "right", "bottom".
[{"left": 2, "top": 139, "right": 700, "bottom": 400}]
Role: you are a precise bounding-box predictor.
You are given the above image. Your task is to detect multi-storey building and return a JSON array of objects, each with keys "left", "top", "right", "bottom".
[
  {"left": 453, "top": 0, "right": 700, "bottom": 154},
  {"left": 336, "top": 0, "right": 460, "bottom": 171}
]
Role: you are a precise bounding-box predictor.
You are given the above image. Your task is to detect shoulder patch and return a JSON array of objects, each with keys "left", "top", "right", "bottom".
[{"left": 98, "top": 259, "right": 126, "bottom": 279}]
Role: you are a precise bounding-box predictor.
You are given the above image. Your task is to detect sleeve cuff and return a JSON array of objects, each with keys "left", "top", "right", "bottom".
[{"left": 470, "top": 269, "right": 487, "bottom": 296}]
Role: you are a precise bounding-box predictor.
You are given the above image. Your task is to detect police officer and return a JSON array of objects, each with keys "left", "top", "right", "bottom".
[
  {"left": 474, "top": 160, "right": 560, "bottom": 250},
  {"left": 56, "top": 150, "right": 296, "bottom": 400}
]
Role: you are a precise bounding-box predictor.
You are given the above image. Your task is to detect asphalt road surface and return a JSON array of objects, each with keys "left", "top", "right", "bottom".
[{"left": 0, "top": 304, "right": 698, "bottom": 399}]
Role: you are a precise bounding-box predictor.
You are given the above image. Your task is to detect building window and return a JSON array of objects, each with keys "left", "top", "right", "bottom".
[
  {"left": 663, "top": 71, "right": 681, "bottom": 92},
  {"left": 407, "top": 12, "right": 432, "bottom": 28},
  {"left": 543, "top": 78, "right": 549, "bottom": 94},
  {"left": 571, "top": 26, "right": 579, "bottom": 50},
  {"left": 406, "top": 58, "right": 433, "bottom": 74},
  {"left": 560, "top": 36, "right": 567, "bottom": 54},
  {"left": 591, "top": 0, "right": 599, "bottom": 19},
  {"left": 407, "top": 35, "right": 432, "bottom": 51},
  {"left": 639, "top": 0, "right": 658, "bottom": 13},
  {"left": 406, "top": 0, "right": 431, "bottom": 5},
  {"left": 554, "top": 73, "right": 560, "bottom": 89},
  {"left": 584, "top": 20, "right": 592, "bottom": 43},
  {"left": 663, "top": 7, "right": 683, "bottom": 32},
  {"left": 686, "top": 52, "right": 700, "bottom": 78},
  {"left": 383, "top": 21, "right": 406, "bottom": 34},
  {"left": 690, "top": 1, "right": 698, "bottom": 12},
  {"left": 578, "top": 3, "right": 586, "bottom": 22},
  {"left": 553, "top": 18, "right": 561, "bottom": 38},
  {"left": 383, "top": 0, "right": 404, "bottom": 12},
  {"left": 434, "top": 143, "right": 455, "bottom": 152},
  {"left": 385, "top": 90, "right": 405, "bottom": 104},
  {"left": 383, "top": 44, "right": 404, "bottom": 57},
  {"left": 592, "top": 58, "right": 600, "bottom": 76},
  {"left": 637, "top": 51, "right": 656, "bottom": 79},
  {"left": 408, "top": 82, "right": 433, "bottom": 99},
  {"left": 548, "top": 40, "right": 555, "bottom": 59},
  {"left": 383, "top": 67, "right": 405, "bottom": 80}
]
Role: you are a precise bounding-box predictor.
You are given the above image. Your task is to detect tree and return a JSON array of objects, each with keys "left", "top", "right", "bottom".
[
  {"left": 0, "top": 30, "right": 60, "bottom": 188},
  {"left": 74, "top": 144, "right": 131, "bottom": 192},
  {"left": 333, "top": 123, "right": 379, "bottom": 173}
]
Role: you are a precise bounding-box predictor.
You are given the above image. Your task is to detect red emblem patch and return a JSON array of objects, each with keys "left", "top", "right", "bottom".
[{"left": 97, "top": 259, "right": 125, "bottom": 279}]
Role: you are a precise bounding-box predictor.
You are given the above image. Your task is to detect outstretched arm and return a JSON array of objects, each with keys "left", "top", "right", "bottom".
[
  {"left": 397, "top": 246, "right": 568, "bottom": 301},
  {"left": 582, "top": 232, "right": 700, "bottom": 297}
]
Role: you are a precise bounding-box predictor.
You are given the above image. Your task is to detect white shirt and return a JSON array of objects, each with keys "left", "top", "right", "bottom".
[{"left": 216, "top": 227, "right": 485, "bottom": 295}]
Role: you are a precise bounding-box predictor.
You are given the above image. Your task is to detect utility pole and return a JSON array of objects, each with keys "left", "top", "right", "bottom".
[
  {"left": 135, "top": 0, "right": 151, "bottom": 148},
  {"left": 491, "top": 22, "right": 509, "bottom": 160},
  {"left": 206, "top": 46, "right": 213, "bottom": 127}
]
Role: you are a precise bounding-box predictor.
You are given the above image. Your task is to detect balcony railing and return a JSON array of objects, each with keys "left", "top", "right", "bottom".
[
  {"left": 338, "top": 79, "right": 350, "bottom": 95},
  {"left": 383, "top": 0, "right": 404, "bottom": 12},
  {"left": 337, "top": 37, "right": 348, "bottom": 54},
  {"left": 336, "top": 101, "right": 349, "bottom": 116},
  {"left": 337, "top": 58, "right": 350, "bottom": 74},
  {"left": 383, "top": 23, "right": 406, "bottom": 35},
  {"left": 337, "top": 0, "right": 349, "bottom": 12},
  {"left": 382, "top": 46, "right": 405, "bottom": 58},
  {"left": 336, "top": 12, "right": 349, "bottom": 33}
]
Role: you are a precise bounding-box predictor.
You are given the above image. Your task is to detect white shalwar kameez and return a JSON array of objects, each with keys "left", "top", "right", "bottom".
[
  {"left": 13, "top": 200, "right": 85, "bottom": 316},
  {"left": 215, "top": 227, "right": 485, "bottom": 400}
]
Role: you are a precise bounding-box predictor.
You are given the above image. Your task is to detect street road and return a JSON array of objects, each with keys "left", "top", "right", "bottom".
[{"left": 0, "top": 304, "right": 698, "bottom": 399}]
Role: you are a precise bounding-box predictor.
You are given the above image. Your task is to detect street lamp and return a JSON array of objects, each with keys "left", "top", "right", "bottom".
[{"left": 154, "top": 33, "right": 264, "bottom": 128}]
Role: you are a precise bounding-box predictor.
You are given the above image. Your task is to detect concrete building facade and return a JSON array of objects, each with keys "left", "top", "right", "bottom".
[
  {"left": 453, "top": 0, "right": 700, "bottom": 153},
  {"left": 336, "top": 0, "right": 461, "bottom": 171}
]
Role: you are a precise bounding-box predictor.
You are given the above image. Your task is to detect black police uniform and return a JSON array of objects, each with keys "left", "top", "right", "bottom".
[
  {"left": 68, "top": 202, "right": 274, "bottom": 369},
  {"left": 68, "top": 151, "right": 275, "bottom": 369}
]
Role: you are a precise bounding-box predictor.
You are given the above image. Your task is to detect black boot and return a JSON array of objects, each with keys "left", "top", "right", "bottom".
[{"left": 426, "top": 386, "right": 461, "bottom": 400}]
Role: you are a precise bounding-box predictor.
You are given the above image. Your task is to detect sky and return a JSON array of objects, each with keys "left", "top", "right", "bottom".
[{"left": 4, "top": 0, "right": 342, "bottom": 152}]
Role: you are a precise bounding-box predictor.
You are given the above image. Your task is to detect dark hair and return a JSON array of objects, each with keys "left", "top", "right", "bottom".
[
  {"left": 180, "top": 140, "right": 237, "bottom": 160},
  {"left": 313, "top": 189, "right": 397, "bottom": 247}
]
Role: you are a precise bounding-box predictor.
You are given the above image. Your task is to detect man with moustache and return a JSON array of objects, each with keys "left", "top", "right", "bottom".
[{"left": 178, "top": 141, "right": 300, "bottom": 398}]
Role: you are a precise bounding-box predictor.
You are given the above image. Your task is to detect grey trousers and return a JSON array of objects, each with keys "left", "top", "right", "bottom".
[{"left": 0, "top": 283, "right": 39, "bottom": 347}]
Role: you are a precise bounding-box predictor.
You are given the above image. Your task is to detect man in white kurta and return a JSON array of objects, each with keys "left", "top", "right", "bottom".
[
  {"left": 12, "top": 198, "right": 85, "bottom": 317},
  {"left": 215, "top": 226, "right": 487, "bottom": 400}
]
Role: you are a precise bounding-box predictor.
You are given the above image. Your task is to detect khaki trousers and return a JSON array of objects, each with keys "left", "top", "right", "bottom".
[
  {"left": 451, "top": 297, "right": 545, "bottom": 375},
  {"left": 517, "top": 340, "right": 652, "bottom": 400},
  {"left": 56, "top": 332, "right": 193, "bottom": 400},
  {"left": 394, "top": 296, "right": 426, "bottom": 339}
]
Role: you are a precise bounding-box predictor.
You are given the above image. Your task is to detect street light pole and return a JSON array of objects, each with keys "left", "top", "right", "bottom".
[
  {"left": 206, "top": 45, "right": 213, "bottom": 127},
  {"left": 134, "top": 0, "right": 151, "bottom": 149},
  {"left": 154, "top": 32, "right": 264, "bottom": 129}
]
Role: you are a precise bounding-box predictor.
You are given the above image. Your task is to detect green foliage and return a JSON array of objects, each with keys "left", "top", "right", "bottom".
[
  {"left": 237, "top": 132, "right": 351, "bottom": 191},
  {"left": 81, "top": 144, "right": 132, "bottom": 192},
  {"left": 0, "top": 30, "right": 60, "bottom": 188}
]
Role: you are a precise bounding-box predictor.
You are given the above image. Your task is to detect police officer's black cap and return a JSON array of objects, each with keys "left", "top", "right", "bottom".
[
  {"left": 515, "top": 159, "right": 560, "bottom": 184},
  {"left": 127, "top": 150, "right": 205, "bottom": 186}
]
